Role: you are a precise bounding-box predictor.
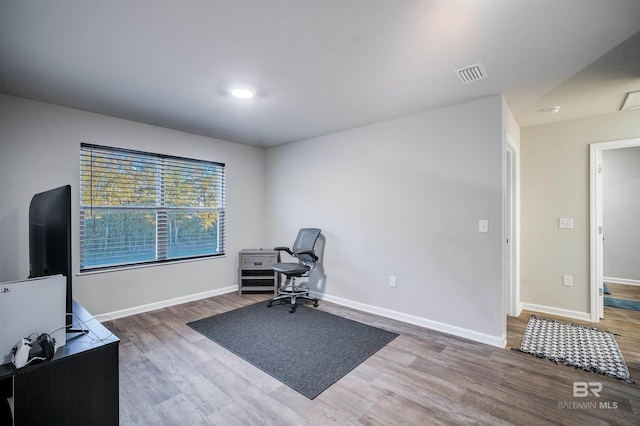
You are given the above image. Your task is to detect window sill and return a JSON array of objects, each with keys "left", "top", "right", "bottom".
[{"left": 77, "top": 255, "right": 226, "bottom": 276}]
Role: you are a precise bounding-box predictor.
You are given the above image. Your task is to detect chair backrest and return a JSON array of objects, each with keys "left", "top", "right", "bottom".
[{"left": 292, "top": 228, "right": 321, "bottom": 264}]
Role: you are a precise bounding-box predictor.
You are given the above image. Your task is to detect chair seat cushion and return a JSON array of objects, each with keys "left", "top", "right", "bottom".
[{"left": 272, "top": 262, "right": 310, "bottom": 276}]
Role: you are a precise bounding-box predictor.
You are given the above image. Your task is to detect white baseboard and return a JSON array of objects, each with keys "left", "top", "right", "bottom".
[
  {"left": 313, "top": 292, "right": 506, "bottom": 348},
  {"left": 520, "top": 302, "right": 591, "bottom": 322},
  {"left": 99, "top": 286, "right": 506, "bottom": 348},
  {"left": 604, "top": 277, "right": 640, "bottom": 287},
  {"left": 99, "top": 285, "right": 238, "bottom": 320},
  {"left": 506, "top": 303, "right": 523, "bottom": 318}
]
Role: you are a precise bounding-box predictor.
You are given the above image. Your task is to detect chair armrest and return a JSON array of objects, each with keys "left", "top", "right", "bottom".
[
  {"left": 295, "top": 250, "right": 318, "bottom": 261},
  {"left": 274, "top": 246, "right": 294, "bottom": 256}
]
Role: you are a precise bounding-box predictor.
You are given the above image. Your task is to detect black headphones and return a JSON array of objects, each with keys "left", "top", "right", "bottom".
[{"left": 36, "top": 333, "right": 56, "bottom": 361}]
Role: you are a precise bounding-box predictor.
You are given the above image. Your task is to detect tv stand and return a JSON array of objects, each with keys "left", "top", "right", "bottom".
[
  {"left": 67, "top": 327, "right": 90, "bottom": 335},
  {"left": 0, "top": 300, "right": 119, "bottom": 425}
]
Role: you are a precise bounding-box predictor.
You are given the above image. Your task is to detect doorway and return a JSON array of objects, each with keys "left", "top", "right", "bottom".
[{"left": 589, "top": 138, "right": 640, "bottom": 321}]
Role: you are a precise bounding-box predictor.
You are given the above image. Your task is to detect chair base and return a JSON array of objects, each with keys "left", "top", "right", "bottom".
[{"left": 266, "top": 281, "right": 319, "bottom": 313}]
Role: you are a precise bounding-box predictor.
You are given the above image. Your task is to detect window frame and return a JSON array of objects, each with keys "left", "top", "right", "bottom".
[{"left": 79, "top": 143, "right": 226, "bottom": 272}]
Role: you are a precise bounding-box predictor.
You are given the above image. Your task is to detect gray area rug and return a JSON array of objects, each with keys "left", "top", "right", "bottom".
[
  {"left": 187, "top": 302, "right": 399, "bottom": 399},
  {"left": 512, "top": 315, "right": 634, "bottom": 384}
]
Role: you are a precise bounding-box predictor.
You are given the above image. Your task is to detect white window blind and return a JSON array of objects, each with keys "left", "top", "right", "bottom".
[{"left": 80, "top": 143, "right": 225, "bottom": 271}]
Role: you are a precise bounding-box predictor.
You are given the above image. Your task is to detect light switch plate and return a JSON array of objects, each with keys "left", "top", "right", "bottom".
[
  {"left": 389, "top": 276, "right": 397, "bottom": 288},
  {"left": 479, "top": 219, "right": 489, "bottom": 233},
  {"left": 559, "top": 218, "right": 574, "bottom": 229}
]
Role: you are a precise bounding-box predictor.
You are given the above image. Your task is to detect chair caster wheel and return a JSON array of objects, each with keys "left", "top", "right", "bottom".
[
  {"left": 267, "top": 301, "right": 272, "bottom": 307},
  {"left": 289, "top": 306, "right": 296, "bottom": 313},
  {"left": 313, "top": 301, "right": 319, "bottom": 307}
]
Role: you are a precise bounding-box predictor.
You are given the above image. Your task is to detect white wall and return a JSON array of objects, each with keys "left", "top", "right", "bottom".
[
  {"left": 603, "top": 146, "right": 640, "bottom": 282},
  {"left": 265, "top": 95, "right": 508, "bottom": 345},
  {"left": 0, "top": 94, "right": 266, "bottom": 315},
  {"left": 521, "top": 110, "right": 640, "bottom": 317}
]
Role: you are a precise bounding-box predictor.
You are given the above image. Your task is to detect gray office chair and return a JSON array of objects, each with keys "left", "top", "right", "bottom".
[{"left": 267, "top": 228, "right": 321, "bottom": 313}]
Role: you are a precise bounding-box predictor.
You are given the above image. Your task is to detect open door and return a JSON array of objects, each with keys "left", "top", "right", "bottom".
[{"left": 590, "top": 138, "right": 640, "bottom": 321}]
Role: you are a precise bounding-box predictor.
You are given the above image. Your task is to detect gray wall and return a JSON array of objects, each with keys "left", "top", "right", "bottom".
[
  {"left": 603, "top": 146, "right": 640, "bottom": 282},
  {"left": 265, "top": 95, "right": 512, "bottom": 345},
  {"left": 0, "top": 93, "right": 517, "bottom": 346},
  {"left": 0, "top": 94, "right": 266, "bottom": 315}
]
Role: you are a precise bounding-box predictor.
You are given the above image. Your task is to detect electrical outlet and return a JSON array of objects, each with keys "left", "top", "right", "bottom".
[
  {"left": 562, "top": 275, "right": 573, "bottom": 287},
  {"left": 389, "top": 276, "right": 397, "bottom": 288}
]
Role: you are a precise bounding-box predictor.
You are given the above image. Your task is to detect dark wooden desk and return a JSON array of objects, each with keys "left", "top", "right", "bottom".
[{"left": 0, "top": 300, "right": 119, "bottom": 425}]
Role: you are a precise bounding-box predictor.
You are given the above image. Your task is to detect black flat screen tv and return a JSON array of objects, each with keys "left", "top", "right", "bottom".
[{"left": 29, "top": 185, "right": 73, "bottom": 329}]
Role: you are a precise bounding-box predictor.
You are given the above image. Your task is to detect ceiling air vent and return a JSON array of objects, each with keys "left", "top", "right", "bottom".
[{"left": 455, "top": 63, "right": 487, "bottom": 84}]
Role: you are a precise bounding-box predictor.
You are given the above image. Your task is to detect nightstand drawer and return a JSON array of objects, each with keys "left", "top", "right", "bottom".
[{"left": 241, "top": 255, "right": 276, "bottom": 270}]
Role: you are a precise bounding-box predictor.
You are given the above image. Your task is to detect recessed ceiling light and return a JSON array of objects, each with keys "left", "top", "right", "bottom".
[
  {"left": 229, "top": 86, "right": 255, "bottom": 99},
  {"left": 543, "top": 106, "right": 561, "bottom": 114}
]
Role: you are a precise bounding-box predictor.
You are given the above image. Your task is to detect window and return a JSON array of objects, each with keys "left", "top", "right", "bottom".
[{"left": 80, "top": 143, "right": 225, "bottom": 271}]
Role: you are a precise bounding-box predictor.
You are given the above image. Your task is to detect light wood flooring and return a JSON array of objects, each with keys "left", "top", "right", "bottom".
[
  {"left": 605, "top": 283, "right": 640, "bottom": 303},
  {"left": 114, "top": 293, "right": 640, "bottom": 425}
]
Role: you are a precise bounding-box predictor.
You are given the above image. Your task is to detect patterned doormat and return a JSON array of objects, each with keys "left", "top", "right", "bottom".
[{"left": 512, "top": 315, "right": 634, "bottom": 384}]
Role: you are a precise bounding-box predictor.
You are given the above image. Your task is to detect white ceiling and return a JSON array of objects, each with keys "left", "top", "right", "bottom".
[{"left": 1, "top": 0, "right": 639, "bottom": 147}]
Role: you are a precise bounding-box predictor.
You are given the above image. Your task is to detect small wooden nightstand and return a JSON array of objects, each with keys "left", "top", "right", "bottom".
[{"left": 238, "top": 249, "right": 279, "bottom": 295}]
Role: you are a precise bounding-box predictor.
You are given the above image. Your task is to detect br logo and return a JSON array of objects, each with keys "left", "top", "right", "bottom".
[{"left": 573, "top": 381, "right": 602, "bottom": 397}]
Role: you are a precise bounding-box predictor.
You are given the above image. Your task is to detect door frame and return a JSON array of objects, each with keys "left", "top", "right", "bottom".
[
  {"left": 589, "top": 137, "right": 640, "bottom": 321},
  {"left": 505, "top": 133, "right": 520, "bottom": 317}
]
